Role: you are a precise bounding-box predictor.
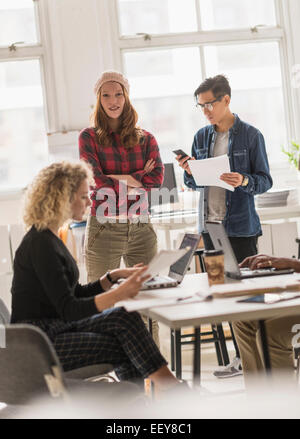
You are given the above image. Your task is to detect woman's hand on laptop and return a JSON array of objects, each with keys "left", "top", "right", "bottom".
[
  {"left": 239, "top": 254, "right": 298, "bottom": 271},
  {"left": 115, "top": 266, "right": 151, "bottom": 300},
  {"left": 109, "top": 264, "right": 145, "bottom": 282}
]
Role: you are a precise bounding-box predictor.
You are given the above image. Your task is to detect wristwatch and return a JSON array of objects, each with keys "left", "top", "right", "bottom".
[
  {"left": 241, "top": 175, "right": 249, "bottom": 187},
  {"left": 106, "top": 271, "right": 117, "bottom": 284}
]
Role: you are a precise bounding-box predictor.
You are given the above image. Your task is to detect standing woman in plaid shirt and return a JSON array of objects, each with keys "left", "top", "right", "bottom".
[{"left": 79, "top": 71, "right": 164, "bottom": 346}]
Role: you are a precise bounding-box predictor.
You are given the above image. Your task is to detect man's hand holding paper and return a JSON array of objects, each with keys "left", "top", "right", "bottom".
[
  {"left": 220, "top": 171, "right": 243, "bottom": 188},
  {"left": 188, "top": 154, "right": 235, "bottom": 191}
]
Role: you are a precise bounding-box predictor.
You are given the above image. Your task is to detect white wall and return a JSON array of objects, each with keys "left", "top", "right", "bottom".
[
  {"left": 44, "top": 0, "right": 116, "bottom": 133},
  {"left": 0, "top": 193, "right": 23, "bottom": 226}
]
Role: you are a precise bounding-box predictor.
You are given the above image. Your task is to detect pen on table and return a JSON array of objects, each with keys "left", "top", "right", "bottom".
[
  {"left": 176, "top": 293, "right": 213, "bottom": 303},
  {"left": 176, "top": 295, "right": 193, "bottom": 302}
]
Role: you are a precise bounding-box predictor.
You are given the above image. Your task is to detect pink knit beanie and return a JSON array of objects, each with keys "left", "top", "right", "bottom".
[{"left": 94, "top": 70, "right": 130, "bottom": 95}]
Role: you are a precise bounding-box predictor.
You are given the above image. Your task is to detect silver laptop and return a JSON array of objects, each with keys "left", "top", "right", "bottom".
[
  {"left": 205, "top": 222, "right": 294, "bottom": 280},
  {"left": 141, "top": 233, "right": 201, "bottom": 290}
]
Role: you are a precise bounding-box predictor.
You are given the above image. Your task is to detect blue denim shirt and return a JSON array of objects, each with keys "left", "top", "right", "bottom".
[{"left": 184, "top": 114, "right": 273, "bottom": 237}]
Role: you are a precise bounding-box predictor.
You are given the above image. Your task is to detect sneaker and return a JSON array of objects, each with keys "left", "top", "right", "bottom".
[{"left": 213, "top": 357, "right": 243, "bottom": 379}]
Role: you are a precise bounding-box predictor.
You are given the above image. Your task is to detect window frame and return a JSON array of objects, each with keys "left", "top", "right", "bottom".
[
  {"left": 108, "top": 0, "right": 299, "bottom": 166},
  {"left": 0, "top": 0, "right": 57, "bottom": 134}
]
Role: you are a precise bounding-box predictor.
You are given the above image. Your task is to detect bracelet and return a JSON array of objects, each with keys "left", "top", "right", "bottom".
[{"left": 106, "top": 271, "right": 116, "bottom": 284}]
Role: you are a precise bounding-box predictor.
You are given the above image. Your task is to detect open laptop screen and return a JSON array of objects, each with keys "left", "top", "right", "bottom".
[
  {"left": 169, "top": 234, "right": 200, "bottom": 276},
  {"left": 206, "top": 221, "right": 295, "bottom": 279},
  {"left": 205, "top": 222, "right": 240, "bottom": 275}
]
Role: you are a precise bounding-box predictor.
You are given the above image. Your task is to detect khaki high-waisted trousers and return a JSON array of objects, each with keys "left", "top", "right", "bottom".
[{"left": 84, "top": 215, "right": 160, "bottom": 347}]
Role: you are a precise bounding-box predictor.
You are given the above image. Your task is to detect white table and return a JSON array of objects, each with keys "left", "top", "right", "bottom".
[
  {"left": 139, "top": 273, "right": 300, "bottom": 384},
  {"left": 257, "top": 204, "right": 300, "bottom": 221},
  {"left": 151, "top": 205, "right": 300, "bottom": 250},
  {"left": 151, "top": 211, "right": 198, "bottom": 249}
]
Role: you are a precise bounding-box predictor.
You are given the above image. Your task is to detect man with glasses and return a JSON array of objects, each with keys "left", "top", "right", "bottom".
[{"left": 176, "top": 74, "right": 272, "bottom": 378}]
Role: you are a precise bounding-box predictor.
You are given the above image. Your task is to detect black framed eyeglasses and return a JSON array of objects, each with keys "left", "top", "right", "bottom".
[{"left": 196, "top": 95, "right": 224, "bottom": 111}]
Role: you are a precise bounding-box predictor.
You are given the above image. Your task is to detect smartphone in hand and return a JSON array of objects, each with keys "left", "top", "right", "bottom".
[{"left": 172, "top": 149, "right": 189, "bottom": 159}]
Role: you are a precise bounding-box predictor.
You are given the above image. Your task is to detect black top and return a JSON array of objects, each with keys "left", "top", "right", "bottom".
[{"left": 11, "top": 226, "right": 101, "bottom": 323}]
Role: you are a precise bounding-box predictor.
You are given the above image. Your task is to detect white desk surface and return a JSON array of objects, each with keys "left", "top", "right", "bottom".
[
  {"left": 151, "top": 205, "right": 300, "bottom": 225},
  {"left": 257, "top": 204, "right": 300, "bottom": 221},
  {"left": 151, "top": 211, "right": 198, "bottom": 226},
  {"left": 140, "top": 273, "right": 300, "bottom": 329}
]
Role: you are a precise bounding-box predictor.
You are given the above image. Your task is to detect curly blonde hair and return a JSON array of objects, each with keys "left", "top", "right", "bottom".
[
  {"left": 23, "top": 161, "right": 94, "bottom": 231},
  {"left": 92, "top": 84, "right": 145, "bottom": 149}
]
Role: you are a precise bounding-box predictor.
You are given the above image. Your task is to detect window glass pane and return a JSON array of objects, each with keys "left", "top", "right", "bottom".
[
  {"left": 199, "top": 0, "right": 276, "bottom": 30},
  {"left": 0, "top": 0, "right": 38, "bottom": 47},
  {"left": 0, "top": 60, "right": 48, "bottom": 190},
  {"left": 204, "top": 42, "right": 286, "bottom": 166},
  {"left": 118, "top": 0, "right": 197, "bottom": 36},
  {"left": 123, "top": 48, "right": 202, "bottom": 167}
]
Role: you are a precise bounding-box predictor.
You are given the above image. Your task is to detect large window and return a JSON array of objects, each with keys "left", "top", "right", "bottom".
[
  {"left": 123, "top": 47, "right": 202, "bottom": 163},
  {"left": 204, "top": 42, "right": 286, "bottom": 163},
  {"left": 0, "top": 0, "right": 38, "bottom": 46},
  {"left": 118, "top": 0, "right": 198, "bottom": 35},
  {"left": 114, "top": 0, "right": 292, "bottom": 187},
  {"left": 199, "top": 0, "right": 277, "bottom": 30},
  {"left": 0, "top": 0, "right": 48, "bottom": 191}
]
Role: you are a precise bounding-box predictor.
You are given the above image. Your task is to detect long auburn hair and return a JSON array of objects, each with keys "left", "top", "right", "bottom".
[{"left": 91, "top": 84, "right": 144, "bottom": 149}]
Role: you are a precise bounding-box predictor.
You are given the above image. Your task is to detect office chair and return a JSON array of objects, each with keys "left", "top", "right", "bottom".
[
  {"left": 0, "top": 298, "right": 114, "bottom": 382},
  {"left": 0, "top": 324, "right": 140, "bottom": 407}
]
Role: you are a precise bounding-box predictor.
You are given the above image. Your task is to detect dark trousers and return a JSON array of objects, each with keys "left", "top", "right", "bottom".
[
  {"left": 202, "top": 231, "right": 258, "bottom": 359},
  {"left": 202, "top": 231, "right": 258, "bottom": 263},
  {"left": 228, "top": 236, "right": 258, "bottom": 264},
  {"left": 20, "top": 308, "right": 167, "bottom": 382}
]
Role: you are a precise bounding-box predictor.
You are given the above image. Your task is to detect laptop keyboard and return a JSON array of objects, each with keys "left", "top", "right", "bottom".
[
  {"left": 145, "top": 275, "right": 174, "bottom": 284},
  {"left": 253, "top": 269, "right": 274, "bottom": 274},
  {"left": 241, "top": 268, "right": 274, "bottom": 274}
]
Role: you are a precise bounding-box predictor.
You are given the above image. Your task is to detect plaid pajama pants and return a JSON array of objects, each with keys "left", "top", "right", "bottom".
[{"left": 20, "top": 307, "right": 167, "bottom": 382}]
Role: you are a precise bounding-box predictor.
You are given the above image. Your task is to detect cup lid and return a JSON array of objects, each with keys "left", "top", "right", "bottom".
[{"left": 203, "top": 249, "right": 224, "bottom": 256}]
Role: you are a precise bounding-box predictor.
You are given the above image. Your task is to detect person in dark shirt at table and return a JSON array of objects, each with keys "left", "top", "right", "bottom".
[{"left": 11, "top": 160, "right": 182, "bottom": 396}]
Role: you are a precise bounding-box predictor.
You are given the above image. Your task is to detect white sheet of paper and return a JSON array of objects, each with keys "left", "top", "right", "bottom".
[
  {"left": 188, "top": 155, "right": 234, "bottom": 192},
  {"left": 144, "top": 248, "right": 189, "bottom": 277},
  {"left": 117, "top": 290, "right": 202, "bottom": 312}
]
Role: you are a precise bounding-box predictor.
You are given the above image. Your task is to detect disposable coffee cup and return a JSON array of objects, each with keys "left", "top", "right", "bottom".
[{"left": 203, "top": 249, "right": 225, "bottom": 286}]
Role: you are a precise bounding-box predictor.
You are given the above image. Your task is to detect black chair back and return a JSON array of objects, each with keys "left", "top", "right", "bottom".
[{"left": 0, "top": 324, "right": 65, "bottom": 404}]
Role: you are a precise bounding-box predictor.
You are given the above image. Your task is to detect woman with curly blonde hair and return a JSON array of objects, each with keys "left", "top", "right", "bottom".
[
  {"left": 23, "top": 161, "right": 94, "bottom": 231},
  {"left": 79, "top": 71, "right": 164, "bottom": 346},
  {"left": 11, "top": 161, "right": 181, "bottom": 395}
]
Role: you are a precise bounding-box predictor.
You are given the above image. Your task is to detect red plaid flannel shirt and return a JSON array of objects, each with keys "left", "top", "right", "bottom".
[{"left": 79, "top": 128, "right": 164, "bottom": 217}]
